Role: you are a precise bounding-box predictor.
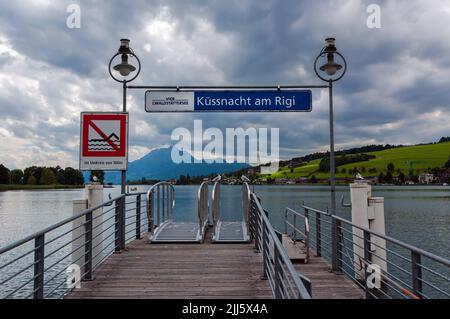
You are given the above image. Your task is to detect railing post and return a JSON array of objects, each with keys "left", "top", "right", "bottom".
[
  {"left": 284, "top": 209, "right": 288, "bottom": 235},
  {"left": 136, "top": 195, "right": 141, "bottom": 240},
  {"left": 157, "top": 185, "right": 160, "bottom": 226},
  {"left": 33, "top": 234, "right": 45, "bottom": 299},
  {"left": 148, "top": 191, "right": 153, "bottom": 233},
  {"left": 84, "top": 211, "right": 93, "bottom": 281},
  {"left": 261, "top": 222, "right": 268, "bottom": 279},
  {"left": 115, "top": 197, "right": 125, "bottom": 252},
  {"left": 254, "top": 203, "right": 260, "bottom": 252},
  {"left": 363, "top": 230, "right": 372, "bottom": 299},
  {"left": 274, "top": 248, "right": 282, "bottom": 299},
  {"left": 316, "top": 212, "right": 321, "bottom": 257},
  {"left": 162, "top": 185, "right": 166, "bottom": 222},
  {"left": 293, "top": 213, "right": 297, "bottom": 243},
  {"left": 331, "top": 215, "right": 341, "bottom": 272},
  {"left": 411, "top": 251, "right": 423, "bottom": 298}
]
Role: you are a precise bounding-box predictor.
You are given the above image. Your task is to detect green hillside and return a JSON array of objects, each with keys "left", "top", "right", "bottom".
[{"left": 263, "top": 142, "right": 450, "bottom": 179}]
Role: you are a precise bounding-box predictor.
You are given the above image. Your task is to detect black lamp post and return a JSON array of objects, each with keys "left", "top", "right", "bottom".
[
  {"left": 109, "top": 39, "right": 141, "bottom": 194},
  {"left": 314, "top": 37, "right": 347, "bottom": 272}
]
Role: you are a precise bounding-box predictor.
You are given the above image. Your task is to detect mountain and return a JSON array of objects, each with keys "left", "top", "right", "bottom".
[{"left": 95, "top": 147, "right": 249, "bottom": 184}]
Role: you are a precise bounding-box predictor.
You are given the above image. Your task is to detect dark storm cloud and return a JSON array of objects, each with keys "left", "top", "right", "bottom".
[{"left": 0, "top": 0, "right": 449, "bottom": 168}]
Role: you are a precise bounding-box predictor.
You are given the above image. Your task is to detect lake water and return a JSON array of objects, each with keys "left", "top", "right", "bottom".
[{"left": 0, "top": 185, "right": 449, "bottom": 298}]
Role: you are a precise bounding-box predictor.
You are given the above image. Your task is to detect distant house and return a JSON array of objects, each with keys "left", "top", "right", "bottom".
[
  {"left": 275, "top": 178, "right": 289, "bottom": 184},
  {"left": 418, "top": 173, "right": 434, "bottom": 184},
  {"left": 298, "top": 177, "right": 308, "bottom": 184},
  {"left": 247, "top": 167, "right": 259, "bottom": 175}
]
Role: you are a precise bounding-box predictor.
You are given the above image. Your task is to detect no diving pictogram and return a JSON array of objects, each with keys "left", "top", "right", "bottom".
[{"left": 80, "top": 112, "right": 128, "bottom": 170}]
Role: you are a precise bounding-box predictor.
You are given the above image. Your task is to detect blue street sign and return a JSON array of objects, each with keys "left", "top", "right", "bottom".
[{"left": 145, "top": 90, "right": 312, "bottom": 112}]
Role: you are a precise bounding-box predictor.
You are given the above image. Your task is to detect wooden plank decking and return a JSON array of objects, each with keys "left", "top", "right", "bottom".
[
  {"left": 294, "top": 253, "right": 365, "bottom": 299},
  {"left": 66, "top": 229, "right": 272, "bottom": 299},
  {"left": 65, "top": 228, "right": 364, "bottom": 299}
]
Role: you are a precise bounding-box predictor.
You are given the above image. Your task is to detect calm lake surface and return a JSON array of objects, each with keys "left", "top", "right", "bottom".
[{"left": 0, "top": 185, "right": 449, "bottom": 298}]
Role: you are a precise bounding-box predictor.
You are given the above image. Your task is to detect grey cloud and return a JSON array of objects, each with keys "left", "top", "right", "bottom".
[{"left": 0, "top": 0, "right": 449, "bottom": 168}]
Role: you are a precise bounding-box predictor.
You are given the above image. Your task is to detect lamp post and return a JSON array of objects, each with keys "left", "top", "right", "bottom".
[
  {"left": 108, "top": 39, "right": 141, "bottom": 195},
  {"left": 314, "top": 37, "right": 347, "bottom": 272}
]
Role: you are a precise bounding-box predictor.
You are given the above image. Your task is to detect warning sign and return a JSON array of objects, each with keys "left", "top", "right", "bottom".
[{"left": 79, "top": 112, "right": 128, "bottom": 170}]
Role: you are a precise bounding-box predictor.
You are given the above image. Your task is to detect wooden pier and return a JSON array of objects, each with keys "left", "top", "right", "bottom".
[{"left": 65, "top": 228, "right": 363, "bottom": 299}]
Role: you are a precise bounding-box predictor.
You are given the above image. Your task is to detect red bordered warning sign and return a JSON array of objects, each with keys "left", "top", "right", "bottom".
[{"left": 79, "top": 112, "right": 129, "bottom": 170}]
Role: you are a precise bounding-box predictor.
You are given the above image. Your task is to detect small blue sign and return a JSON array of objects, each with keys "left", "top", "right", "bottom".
[
  {"left": 194, "top": 90, "right": 312, "bottom": 112},
  {"left": 145, "top": 90, "right": 312, "bottom": 112}
]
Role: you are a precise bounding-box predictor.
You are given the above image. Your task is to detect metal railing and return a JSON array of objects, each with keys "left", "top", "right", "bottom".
[
  {"left": 146, "top": 182, "right": 175, "bottom": 236},
  {"left": 296, "top": 204, "right": 450, "bottom": 299},
  {"left": 242, "top": 178, "right": 251, "bottom": 235},
  {"left": 249, "top": 193, "right": 311, "bottom": 299},
  {"left": 197, "top": 180, "right": 211, "bottom": 237},
  {"left": 211, "top": 179, "right": 221, "bottom": 233},
  {"left": 284, "top": 208, "right": 310, "bottom": 263},
  {"left": 0, "top": 192, "right": 149, "bottom": 299}
]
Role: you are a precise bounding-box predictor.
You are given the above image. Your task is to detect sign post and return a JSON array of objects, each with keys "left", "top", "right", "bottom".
[{"left": 79, "top": 112, "right": 129, "bottom": 171}]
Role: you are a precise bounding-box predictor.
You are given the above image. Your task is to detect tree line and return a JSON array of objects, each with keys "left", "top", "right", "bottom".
[{"left": 0, "top": 164, "right": 84, "bottom": 185}]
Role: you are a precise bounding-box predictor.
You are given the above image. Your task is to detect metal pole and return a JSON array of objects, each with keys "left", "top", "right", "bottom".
[
  {"left": 329, "top": 80, "right": 339, "bottom": 272},
  {"left": 121, "top": 81, "right": 127, "bottom": 195},
  {"left": 33, "top": 234, "right": 45, "bottom": 299}
]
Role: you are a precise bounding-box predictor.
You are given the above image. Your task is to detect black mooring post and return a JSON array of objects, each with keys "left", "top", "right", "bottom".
[
  {"left": 84, "top": 211, "right": 93, "bottom": 280},
  {"left": 411, "top": 251, "right": 423, "bottom": 298},
  {"left": 33, "top": 234, "right": 45, "bottom": 299},
  {"left": 316, "top": 212, "right": 321, "bottom": 257},
  {"left": 136, "top": 194, "right": 141, "bottom": 239}
]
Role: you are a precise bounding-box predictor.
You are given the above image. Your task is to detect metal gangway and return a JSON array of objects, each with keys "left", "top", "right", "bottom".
[
  {"left": 211, "top": 176, "right": 251, "bottom": 243},
  {"left": 147, "top": 181, "right": 210, "bottom": 243}
]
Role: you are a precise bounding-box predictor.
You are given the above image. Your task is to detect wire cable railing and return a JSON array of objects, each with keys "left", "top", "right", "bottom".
[
  {"left": 249, "top": 193, "right": 311, "bottom": 299},
  {"left": 0, "top": 191, "right": 150, "bottom": 299},
  {"left": 295, "top": 204, "right": 450, "bottom": 299}
]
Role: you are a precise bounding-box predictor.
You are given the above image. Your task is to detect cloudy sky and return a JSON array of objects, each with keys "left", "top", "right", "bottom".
[{"left": 0, "top": 0, "right": 449, "bottom": 169}]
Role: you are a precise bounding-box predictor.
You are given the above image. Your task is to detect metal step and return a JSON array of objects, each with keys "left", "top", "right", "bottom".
[{"left": 213, "top": 221, "right": 250, "bottom": 243}]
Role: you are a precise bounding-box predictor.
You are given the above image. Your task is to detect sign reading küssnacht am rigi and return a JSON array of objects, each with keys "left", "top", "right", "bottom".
[{"left": 145, "top": 90, "right": 312, "bottom": 112}]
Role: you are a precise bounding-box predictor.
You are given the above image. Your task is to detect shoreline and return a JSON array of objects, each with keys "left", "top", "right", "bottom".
[{"left": 0, "top": 184, "right": 85, "bottom": 192}]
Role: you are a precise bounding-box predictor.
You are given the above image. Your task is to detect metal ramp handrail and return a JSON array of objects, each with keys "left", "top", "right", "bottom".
[
  {"left": 146, "top": 182, "right": 175, "bottom": 237},
  {"left": 249, "top": 193, "right": 311, "bottom": 299},
  {"left": 211, "top": 176, "right": 221, "bottom": 234},
  {"left": 211, "top": 176, "right": 250, "bottom": 242},
  {"left": 197, "top": 180, "right": 211, "bottom": 239}
]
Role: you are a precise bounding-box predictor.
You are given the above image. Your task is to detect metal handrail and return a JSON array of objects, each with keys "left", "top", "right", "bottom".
[
  {"left": 0, "top": 194, "right": 124, "bottom": 255},
  {"left": 284, "top": 207, "right": 310, "bottom": 262},
  {"left": 301, "top": 205, "right": 450, "bottom": 267},
  {"left": 242, "top": 180, "right": 251, "bottom": 234},
  {"left": 197, "top": 181, "right": 211, "bottom": 236},
  {"left": 300, "top": 204, "right": 450, "bottom": 299},
  {"left": 0, "top": 192, "right": 149, "bottom": 299},
  {"left": 211, "top": 179, "right": 221, "bottom": 232},
  {"left": 146, "top": 182, "right": 175, "bottom": 235},
  {"left": 250, "top": 193, "right": 311, "bottom": 299}
]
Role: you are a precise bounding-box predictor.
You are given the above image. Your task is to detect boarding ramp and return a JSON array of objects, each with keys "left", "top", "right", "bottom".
[
  {"left": 147, "top": 181, "right": 209, "bottom": 243},
  {"left": 212, "top": 176, "right": 251, "bottom": 243}
]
